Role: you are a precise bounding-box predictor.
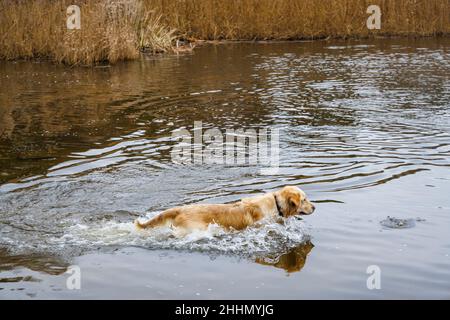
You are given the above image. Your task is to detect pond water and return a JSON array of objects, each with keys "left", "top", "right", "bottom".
[{"left": 0, "top": 38, "right": 449, "bottom": 299}]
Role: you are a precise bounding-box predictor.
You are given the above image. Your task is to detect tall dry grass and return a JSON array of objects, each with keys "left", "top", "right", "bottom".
[
  {"left": 0, "top": 0, "right": 175, "bottom": 65},
  {"left": 145, "top": 0, "right": 450, "bottom": 40},
  {"left": 0, "top": 0, "right": 449, "bottom": 65}
]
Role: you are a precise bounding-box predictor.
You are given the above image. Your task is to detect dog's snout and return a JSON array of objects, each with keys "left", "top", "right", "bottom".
[{"left": 311, "top": 204, "right": 315, "bottom": 211}]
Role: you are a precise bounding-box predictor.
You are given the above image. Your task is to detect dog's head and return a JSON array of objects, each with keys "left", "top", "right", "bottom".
[{"left": 276, "top": 186, "right": 315, "bottom": 217}]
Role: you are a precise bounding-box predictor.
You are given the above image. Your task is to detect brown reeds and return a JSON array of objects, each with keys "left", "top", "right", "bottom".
[
  {"left": 0, "top": 0, "right": 448, "bottom": 65},
  {"left": 145, "top": 0, "right": 450, "bottom": 40},
  {"left": 0, "top": 0, "right": 175, "bottom": 65}
]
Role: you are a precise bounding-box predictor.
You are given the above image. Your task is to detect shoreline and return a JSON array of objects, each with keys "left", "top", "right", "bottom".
[{"left": 2, "top": 34, "right": 449, "bottom": 67}]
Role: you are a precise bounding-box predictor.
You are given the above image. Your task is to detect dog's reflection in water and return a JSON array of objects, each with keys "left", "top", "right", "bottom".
[{"left": 255, "top": 241, "right": 314, "bottom": 273}]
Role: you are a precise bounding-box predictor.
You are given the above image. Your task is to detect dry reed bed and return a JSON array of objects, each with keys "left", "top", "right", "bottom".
[
  {"left": 0, "top": 0, "right": 175, "bottom": 65},
  {"left": 0, "top": 0, "right": 449, "bottom": 65},
  {"left": 145, "top": 0, "right": 450, "bottom": 40}
]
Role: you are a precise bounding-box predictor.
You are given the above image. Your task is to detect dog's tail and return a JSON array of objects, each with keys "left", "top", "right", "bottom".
[{"left": 135, "top": 208, "right": 180, "bottom": 230}]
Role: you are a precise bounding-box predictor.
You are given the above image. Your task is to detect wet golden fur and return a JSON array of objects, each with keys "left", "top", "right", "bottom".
[{"left": 135, "top": 186, "right": 315, "bottom": 236}]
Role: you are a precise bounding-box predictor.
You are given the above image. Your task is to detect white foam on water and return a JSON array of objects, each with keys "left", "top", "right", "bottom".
[{"left": 62, "top": 211, "right": 310, "bottom": 258}]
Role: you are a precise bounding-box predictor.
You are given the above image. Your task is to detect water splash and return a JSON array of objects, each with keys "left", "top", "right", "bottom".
[{"left": 62, "top": 213, "right": 310, "bottom": 259}]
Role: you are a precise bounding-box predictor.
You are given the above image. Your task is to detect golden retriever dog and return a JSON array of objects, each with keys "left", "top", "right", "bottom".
[{"left": 135, "top": 186, "right": 315, "bottom": 236}]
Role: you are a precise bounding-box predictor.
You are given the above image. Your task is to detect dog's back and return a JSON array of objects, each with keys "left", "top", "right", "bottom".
[{"left": 135, "top": 201, "right": 264, "bottom": 232}]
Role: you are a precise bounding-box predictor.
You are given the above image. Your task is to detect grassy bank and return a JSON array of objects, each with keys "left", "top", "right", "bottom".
[{"left": 0, "top": 0, "right": 449, "bottom": 65}]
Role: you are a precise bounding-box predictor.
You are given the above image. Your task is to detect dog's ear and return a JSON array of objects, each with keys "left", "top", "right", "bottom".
[
  {"left": 279, "top": 186, "right": 302, "bottom": 216},
  {"left": 287, "top": 195, "right": 300, "bottom": 216},
  {"left": 289, "top": 198, "right": 299, "bottom": 209}
]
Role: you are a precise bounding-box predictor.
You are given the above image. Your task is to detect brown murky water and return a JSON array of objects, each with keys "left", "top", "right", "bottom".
[{"left": 1, "top": 38, "right": 450, "bottom": 299}]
